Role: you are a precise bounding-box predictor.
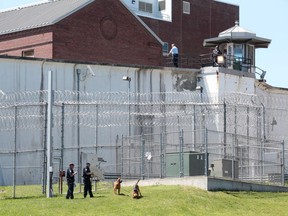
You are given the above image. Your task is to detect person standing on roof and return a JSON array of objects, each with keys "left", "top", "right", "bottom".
[{"left": 168, "top": 43, "right": 179, "bottom": 67}]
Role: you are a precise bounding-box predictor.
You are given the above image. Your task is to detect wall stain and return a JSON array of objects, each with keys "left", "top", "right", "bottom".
[{"left": 172, "top": 70, "right": 197, "bottom": 92}]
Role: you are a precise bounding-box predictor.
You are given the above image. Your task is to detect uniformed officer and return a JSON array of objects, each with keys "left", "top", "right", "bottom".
[
  {"left": 83, "top": 162, "right": 94, "bottom": 198},
  {"left": 66, "top": 163, "right": 77, "bottom": 199}
]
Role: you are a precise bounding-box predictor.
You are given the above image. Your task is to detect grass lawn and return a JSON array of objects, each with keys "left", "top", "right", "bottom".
[{"left": 0, "top": 183, "right": 288, "bottom": 216}]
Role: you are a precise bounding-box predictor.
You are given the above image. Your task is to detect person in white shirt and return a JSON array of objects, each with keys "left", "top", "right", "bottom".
[{"left": 168, "top": 43, "right": 179, "bottom": 67}]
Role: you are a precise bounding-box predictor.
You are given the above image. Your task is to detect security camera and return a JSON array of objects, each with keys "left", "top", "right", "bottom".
[
  {"left": 87, "top": 65, "right": 96, "bottom": 76},
  {"left": 0, "top": 90, "right": 6, "bottom": 96}
]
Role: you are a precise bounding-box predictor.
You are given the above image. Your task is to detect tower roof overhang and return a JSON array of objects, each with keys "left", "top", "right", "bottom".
[{"left": 203, "top": 21, "right": 271, "bottom": 48}]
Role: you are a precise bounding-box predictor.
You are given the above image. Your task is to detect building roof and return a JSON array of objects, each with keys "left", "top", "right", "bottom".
[
  {"left": 0, "top": 0, "right": 94, "bottom": 36},
  {"left": 0, "top": 0, "right": 163, "bottom": 45},
  {"left": 203, "top": 21, "right": 271, "bottom": 48}
]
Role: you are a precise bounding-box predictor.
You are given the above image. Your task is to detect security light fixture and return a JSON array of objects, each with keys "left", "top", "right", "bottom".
[
  {"left": 122, "top": 76, "right": 131, "bottom": 81},
  {"left": 217, "top": 55, "right": 225, "bottom": 64},
  {"left": 196, "top": 86, "right": 203, "bottom": 92}
]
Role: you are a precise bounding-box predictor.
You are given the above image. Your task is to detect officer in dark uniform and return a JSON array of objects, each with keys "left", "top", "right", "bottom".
[
  {"left": 66, "top": 163, "right": 77, "bottom": 199},
  {"left": 83, "top": 162, "right": 94, "bottom": 198}
]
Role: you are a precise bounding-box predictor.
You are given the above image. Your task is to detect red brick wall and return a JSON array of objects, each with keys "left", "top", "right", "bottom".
[
  {"left": 0, "top": 31, "right": 53, "bottom": 58},
  {"left": 140, "top": 0, "right": 239, "bottom": 64},
  {"left": 53, "top": 0, "right": 163, "bottom": 66},
  {"left": 0, "top": 0, "right": 237, "bottom": 68}
]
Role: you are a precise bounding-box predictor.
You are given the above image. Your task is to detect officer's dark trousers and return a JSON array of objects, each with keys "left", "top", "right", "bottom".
[
  {"left": 66, "top": 182, "right": 74, "bottom": 199},
  {"left": 84, "top": 180, "right": 93, "bottom": 197},
  {"left": 173, "top": 54, "right": 178, "bottom": 67}
]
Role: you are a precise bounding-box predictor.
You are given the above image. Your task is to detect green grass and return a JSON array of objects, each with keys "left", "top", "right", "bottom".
[{"left": 0, "top": 183, "right": 288, "bottom": 216}]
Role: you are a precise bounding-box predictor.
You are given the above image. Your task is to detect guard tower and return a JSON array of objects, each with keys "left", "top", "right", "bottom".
[
  {"left": 197, "top": 22, "right": 272, "bottom": 179},
  {"left": 203, "top": 21, "right": 271, "bottom": 75},
  {"left": 198, "top": 21, "right": 271, "bottom": 97}
]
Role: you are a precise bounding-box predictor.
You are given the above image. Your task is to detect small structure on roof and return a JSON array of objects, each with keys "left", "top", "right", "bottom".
[{"left": 203, "top": 21, "right": 271, "bottom": 73}]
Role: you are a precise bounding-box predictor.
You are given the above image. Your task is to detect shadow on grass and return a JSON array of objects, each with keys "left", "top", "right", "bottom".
[
  {"left": 0, "top": 194, "right": 109, "bottom": 200},
  {"left": 117, "top": 193, "right": 129, "bottom": 196},
  {"left": 133, "top": 196, "right": 143, "bottom": 200},
  {"left": 0, "top": 195, "right": 46, "bottom": 200},
  {"left": 223, "top": 191, "right": 287, "bottom": 199}
]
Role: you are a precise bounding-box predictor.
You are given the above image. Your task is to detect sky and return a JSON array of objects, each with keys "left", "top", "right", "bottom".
[{"left": 0, "top": 0, "right": 287, "bottom": 88}]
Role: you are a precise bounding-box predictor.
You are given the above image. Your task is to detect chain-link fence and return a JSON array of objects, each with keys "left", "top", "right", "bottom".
[
  {"left": 121, "top": 129, "right": 285, "bottom": 184},
  {"left": 0, "top": 90, "right": 287, "bottom": 198}
]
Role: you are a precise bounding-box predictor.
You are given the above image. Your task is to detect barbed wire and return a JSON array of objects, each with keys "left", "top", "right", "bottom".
[
  {"left": 1, "top": 90, "right": 288, "bottom": 107},
  {"left": 0, "top": 91, "right": 288, "bottom": 143}
]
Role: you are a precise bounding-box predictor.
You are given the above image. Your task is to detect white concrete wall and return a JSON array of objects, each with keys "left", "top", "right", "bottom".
[
  {"left": 0, "top": 58, "right": 198, "bottom": 94},
  {"left": 0, "top": 57, "right": 199, "bottom": 185},
  {"left": 199, "top": 66, "right": 255, "bottom": 98}
]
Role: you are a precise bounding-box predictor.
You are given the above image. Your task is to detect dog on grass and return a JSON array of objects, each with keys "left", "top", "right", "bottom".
[
  {"left": 132, "top": 179, "right": 142, "bottom": 199},
  {"left": 113, "top": 177, "right": 122, "bottom": 195}
]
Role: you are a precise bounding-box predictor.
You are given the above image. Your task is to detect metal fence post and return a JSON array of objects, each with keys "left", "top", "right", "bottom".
[
  {"left": 179, "top": 130, "right": 184, "bottom": 177},
  {"left": 282, "top": 140, "right": 285, "bottom": 186},
  {"left": 116, "top": 135, "right": 119, "bottom": 174},
  {"left": 121, "top": 135, "right": 124, "bottom": 178},
  {"left": 193, "top": 104, "right": 196, "bottom": 151},
  {"left": 232, "top": 134, "right": 235, "bottom": 180},
  {"left": 160, "top": 132, "right": 164, "bottom": 178},
  {"left": 261, "top": 104, "right": 265, "bottom": 183},
  {"left": 42, "top": 103, "right": 48, "bottom": 195},
  {"left": 76, "top": 70, "right": 81, "bottom": 188},
  {"left": 95, "top": 104, "right": 99, "bottom": 155},
  {"left": 13, "top": 106, "right": 17, "bottom": 198},
  {"left": 223, "top": 101, "right": 227, "bottom": 158},
  {"left": 141, "top": 134, "right": 145, "bottom": 180},
  {"left": 205, "top": 128, "right": 208, "bottom": 176},
  {"left": 46, "top": 70, "right": 53, "bottom": 198},
  {"left": 232, "top": 106, "right": 237, "bottom": 180},
  {"left": 246, "top": 106, "right": 250, "bottom": 180},
  {"left": 60, "top": 103, "right": 65, "bottom": 172}
]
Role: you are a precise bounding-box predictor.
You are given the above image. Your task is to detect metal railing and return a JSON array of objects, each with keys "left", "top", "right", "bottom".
[
  {"left": 199, "top": 53, "right": 252, "bottom": 72},
  {"left": 163, "top": 53, "right": 253, "bottom": 72}
]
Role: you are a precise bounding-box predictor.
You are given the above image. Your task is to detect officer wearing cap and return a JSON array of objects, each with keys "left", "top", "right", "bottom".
[
  {"left": 83, "top": 162, "right": 94, "bottom": 198},
  {"left": 66, "top": 163, "right": 77, "bottom": 199}
]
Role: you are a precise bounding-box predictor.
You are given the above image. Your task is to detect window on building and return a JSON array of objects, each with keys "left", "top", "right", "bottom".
[
  {"left": 162, "top": 42, "right": 168, "bottom": 53},
  {"left": 22, "top": 49, "right": 34, "bottom": 57},
  {"left": 159, "top": 0, "right": 166, "bottom": 11},
  {"left": 183, "top": 1, "right": 190, "bottom": 14},
  {"left": 139, "top": 1, "right": 153, "bottom": 13}
]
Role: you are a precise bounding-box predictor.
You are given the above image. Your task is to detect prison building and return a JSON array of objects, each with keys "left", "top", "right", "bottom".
[
  {"left": 0, "top": 0, "right": 163, "bottom": 66},
  {"left": 122, "top": 0, "right": 239, "bottom": 67},
  {"left": 0, "top": 0, "right": 239, "bottom": 68}
]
